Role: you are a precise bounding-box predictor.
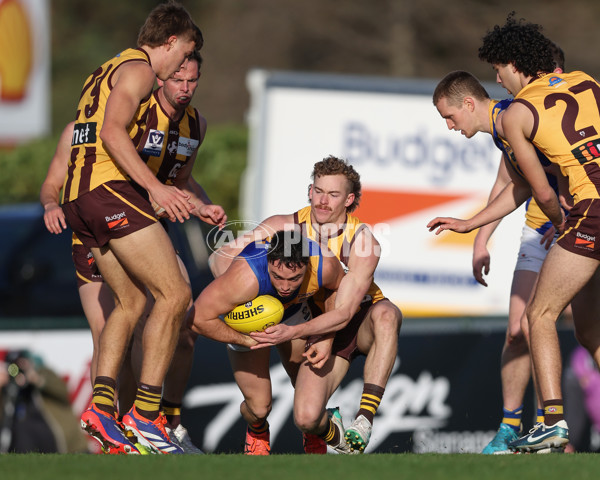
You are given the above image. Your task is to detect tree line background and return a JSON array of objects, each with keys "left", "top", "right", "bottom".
[{"left": 2, "top": 0, "right": 599, "bottom": 215}]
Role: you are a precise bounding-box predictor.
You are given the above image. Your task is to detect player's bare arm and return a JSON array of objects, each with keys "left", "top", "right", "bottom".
[
  {"left": 427, "top": 175, "right": 532, "bottom": 235},
  {"left": 502, "top": 102, "right": 565, "bottom": 231},
  {"left": 251, "top": 227, "right": 379, "bottom": 347},
  {"left": 190, "top": 258, "right": 259, "bottom": 348},
  {"left": 101, "top": 61, "right": 193, "bottom": 223},
  {"left": 472, "top": 154, "right": 512, "bottom": 286},
  {"left": 40, "top": 122, "right": 75, "bottom": 234},
  {"left": 184, "top": 179, "right": 227, "bottom": 228}
]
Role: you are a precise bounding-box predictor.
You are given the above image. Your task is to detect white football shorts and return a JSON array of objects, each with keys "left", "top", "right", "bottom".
[{"left": 514, "top": 224, "right": 556, "bottom": 273}]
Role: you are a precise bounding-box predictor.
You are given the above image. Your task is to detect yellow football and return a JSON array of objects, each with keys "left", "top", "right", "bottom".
[{"left": 224, "top": 295, "right": 284, "bottom": 334}]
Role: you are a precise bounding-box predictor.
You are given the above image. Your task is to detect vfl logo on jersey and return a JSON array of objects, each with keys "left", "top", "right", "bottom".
[
  {"left": 548, "top": 76, "right": 565, "bottom": 88},
  {"left": 142, "top": 129, "right": 165, "bottom": 156},
  {"left": 572, "top": 138, "right": 600, "bottom": 164},
  {"left": 72, "top": 123, "right": 97, "bottom": 146},
  {"left": 575, "top": 232, "right": 595, "bottom": 250},
  {"left": 177, "top": 137, "right": 199, "bottom": 157},
  {"left": 105, "top": 212, "right": 129, "bottom": 231}
]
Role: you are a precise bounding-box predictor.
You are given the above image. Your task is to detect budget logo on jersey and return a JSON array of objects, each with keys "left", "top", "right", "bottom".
[
  {"left": 572, "top": 139, "right": 600, "bottom": 164},
  {"left": 177, "top": 137, "right": 199, "bottom": 157},
  {"left": 105, "top": 211, "right": 129, "bottom": 231},
  {"left": 142, "top": 129, "right": 165, "bottom": 156},
  {"left": 575, "top": 231, "right": 595, "bottom": 250}
]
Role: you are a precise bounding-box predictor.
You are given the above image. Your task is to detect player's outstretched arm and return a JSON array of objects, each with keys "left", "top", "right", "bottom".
[{"left": 428, "top": 176, "right": 531, "bottom": 235}]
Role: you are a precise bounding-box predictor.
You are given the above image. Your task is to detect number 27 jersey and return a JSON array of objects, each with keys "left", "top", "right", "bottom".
[{"left": 514, "top": 71, "right": 600, "bottom": 204}]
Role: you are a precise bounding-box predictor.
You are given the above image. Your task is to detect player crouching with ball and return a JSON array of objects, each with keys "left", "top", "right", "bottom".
[{"left": 190, "top": 229, "right": 350, "bottom": 454}]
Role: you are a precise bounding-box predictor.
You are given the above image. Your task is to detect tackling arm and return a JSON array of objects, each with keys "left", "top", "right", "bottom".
[{"left": 250, "top": 228, "right": 379, "bottom": 345}]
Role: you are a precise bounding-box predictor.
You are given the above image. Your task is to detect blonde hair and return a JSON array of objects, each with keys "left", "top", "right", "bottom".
[{"left": 311, "top": 155, "right": 361, "bottom": 212}]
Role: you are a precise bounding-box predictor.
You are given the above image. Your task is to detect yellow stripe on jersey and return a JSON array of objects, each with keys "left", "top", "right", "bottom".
[
  {"left": 76, "top": 271, "right": 92, "bottom": 285},
  {"left": 101, "top": 183, "right": 158, "bottom": 223}
]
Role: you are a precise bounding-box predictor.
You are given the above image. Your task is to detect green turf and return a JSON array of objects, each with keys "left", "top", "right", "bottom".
[{"left": 1, "top": 453, "right": 599, "bottom": 480}]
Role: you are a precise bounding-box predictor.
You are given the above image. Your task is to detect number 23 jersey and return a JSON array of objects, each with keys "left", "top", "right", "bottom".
[{"left": 63, "top": 48, "right": 152, "bottom": 203}]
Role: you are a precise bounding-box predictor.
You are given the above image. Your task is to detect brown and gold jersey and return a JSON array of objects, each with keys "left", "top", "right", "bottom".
[
  {"left": 62, "top": 48, "right": 152, "bottom": 203},
  {"left": 489, "top": 100, "right": 553, "bottom": 233},
  {"left": 515, "top": 71, "right": 600, "bottom": 204},
  {"left": 135, "top": 90, "right": 201, "bottom": 184},
  {"left": 293, "top": 205, "right": 384, "bottom": 304}
]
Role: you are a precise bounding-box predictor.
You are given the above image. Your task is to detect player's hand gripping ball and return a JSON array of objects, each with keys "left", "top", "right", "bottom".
[{"left": 224, "top": 295, "right": 284, "bottom": 333}]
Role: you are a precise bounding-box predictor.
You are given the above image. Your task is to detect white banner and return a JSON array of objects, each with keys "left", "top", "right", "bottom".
[
  {"left": 243, "top": 70, "right": 523, "bottom": 316},
  {"left": 0, "top": 0, "right": 50, "bottom": 143}
]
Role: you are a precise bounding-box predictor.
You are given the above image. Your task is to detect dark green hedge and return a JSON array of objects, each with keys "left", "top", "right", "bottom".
[{"left": 0, "top": 124, "right": 248, "bottom": 220}]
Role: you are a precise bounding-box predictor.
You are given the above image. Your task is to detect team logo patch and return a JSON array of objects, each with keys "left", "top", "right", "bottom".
[
  {"left": 177, "top": 137, "right": 199, "bottom": 156},
  {"left": 142, "top": 129, "right": 165, "bottom": 156},
  {"left": 548, "top": 76, "right": 565, "bottom": 88},
  {"left": 546, "top": 407, "right": 558, "bottom": 413}
]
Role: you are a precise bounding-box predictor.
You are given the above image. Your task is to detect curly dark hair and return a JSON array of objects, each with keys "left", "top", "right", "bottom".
[
  {"left": 310, "top": 155, "right": 361, "bottom": 212},
  {"left": 478, "top": 12, "right": 555, "bottom": 77},
  {"left": 267, "top": 230, "right": 310, "bottom": 270}
]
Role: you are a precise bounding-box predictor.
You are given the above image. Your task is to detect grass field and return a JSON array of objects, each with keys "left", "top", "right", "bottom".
[{"left": 1, "top": 453, "right": 598, "bottom": 480}]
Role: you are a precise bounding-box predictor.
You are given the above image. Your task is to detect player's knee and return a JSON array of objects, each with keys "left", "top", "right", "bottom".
[
  {"left": 372, "top": 303, "right": 402, "bottom": 338},
  {"left": 117, "top": 290, "right": 148, "bottom": 319},
  {"left": 293, "top": 403, "right": 322, "bottom": 433},
  {"left": 243, "top": 399, "right": 271, "bottom": 423},
  {"left": 162, "top": 282, "right": 192, "bottom": 316},
  {"left": 525, "top": 302, "right": 556, "bottom": 327}
]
